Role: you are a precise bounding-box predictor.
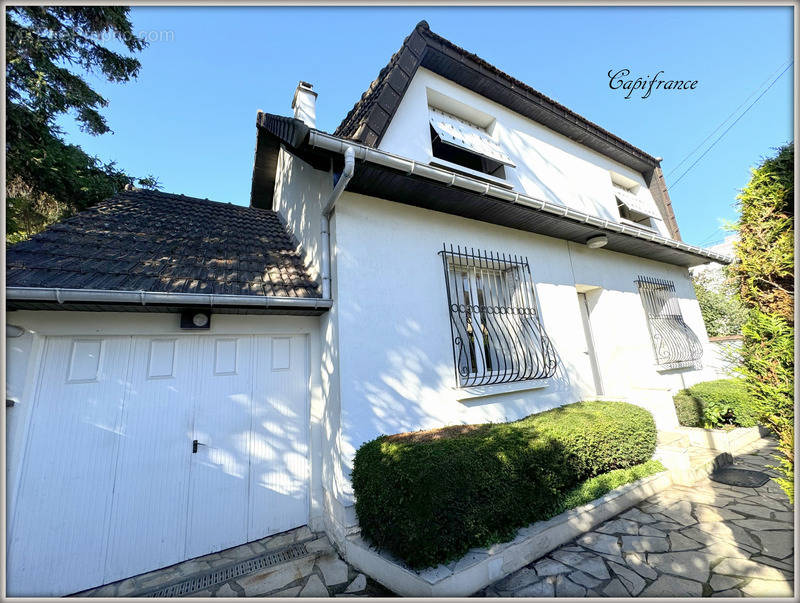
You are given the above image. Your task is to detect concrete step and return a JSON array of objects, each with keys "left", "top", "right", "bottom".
[
  {"left": 657, "top": 430, "right": 690, "bottom": 448},
  {"left": 688, "top": 446, "right": 733, "bottom": 483}
]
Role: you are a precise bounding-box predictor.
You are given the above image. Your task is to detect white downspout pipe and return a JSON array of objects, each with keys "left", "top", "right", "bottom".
[{"left": 320, "top": 146, "right": 355, "bottom": 299}]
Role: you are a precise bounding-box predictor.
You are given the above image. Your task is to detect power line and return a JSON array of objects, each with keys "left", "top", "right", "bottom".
[
  {"left": 668, "top": 60, "right": 793, "bottom": 191},
  {"left": 666, "top": 58, "right": 793, "bottom": 179}
]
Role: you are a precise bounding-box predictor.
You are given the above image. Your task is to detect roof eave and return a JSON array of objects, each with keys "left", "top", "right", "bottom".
[
  {"left": 303, "top": 130, "right": 731, "bottom": 268},
  {"left": 6, "top": 287, "right": 332, "bottom": 315}
]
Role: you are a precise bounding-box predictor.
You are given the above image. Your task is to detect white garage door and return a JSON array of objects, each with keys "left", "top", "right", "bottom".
[{"left": 7, "top": 333, "right": 309, "bottom": 597}]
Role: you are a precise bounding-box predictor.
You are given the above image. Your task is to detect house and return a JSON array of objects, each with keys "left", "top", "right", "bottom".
[{"left": 5, "top": 21, "right": 731, "bottom": 596}]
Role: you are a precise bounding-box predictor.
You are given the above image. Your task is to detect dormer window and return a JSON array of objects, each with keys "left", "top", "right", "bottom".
[
  {"left": 610, "top": 174, "right": 661, "bottom": 231},
  {"left": 428, "top": 107, "right": 514, "bottom": 179}
]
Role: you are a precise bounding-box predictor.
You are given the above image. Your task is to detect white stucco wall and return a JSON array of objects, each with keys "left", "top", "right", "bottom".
[
  {"left": 272, "top": 146, "right": 333, "bottom": 283},
  {"left": 328, "top": 191, "right": 716, "bottom": 514},
  {"left": 379, "top": 67, "right": 671, "bottom": 238}
]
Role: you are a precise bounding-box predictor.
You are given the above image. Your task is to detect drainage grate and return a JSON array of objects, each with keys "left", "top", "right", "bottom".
[
  {"left": 142, "top": 542, "right": 310, "bottom": 597},
  {"left": 710, "top": 467, "right": 771, "bottom": 488}
]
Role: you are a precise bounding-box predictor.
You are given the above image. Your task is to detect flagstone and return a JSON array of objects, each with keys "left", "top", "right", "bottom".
[
  {"left": 709, "top": 574, "right": 742, "bottom": 591},
  {"left": 700, "top": 540, "right": 755, "bottom": 560},
  {"left": 686, "top": 522, "right": 761, "bottom": 549},
  {"left": 494, "top": 568, "right": 538, "bottom": 592},
  {"left": 751, "top": 555, "right": 794, "bottom": 572},
  {"left": 727, "top": 503, "right": 786, "bottom": 518},
  {"left": 713, "top": 557, "right": 790, "bottom": 581},
  {"left": 732, "top": 518, "right": 793, "bottom": 531},
  {"left": 646, "top": 551, "right": 714, "bottom": 583},
  {"left": 216, "top": 583, "right": 240, "bottom": 598},
  {"left": 692, "top": 505, "right": 745, "bottom": 522},
  {"left": 566, "top": 570, "right": 602, "bottom": 589},
  {"left": 754, "top": 530, "right": 794, "bottom": 560},
  {"left": 533, "top": 558, "right": 570, "bottom": 576},
  {"left": 572, "top": 556, "right": 610, "bottom": 580},
  {"left": 638, "top": 525, "right": 666, "bottom": 537},
  {"left": 739, "top": 577, "right": 794, "bottom": 597},
  {"left": 622, "top": 552, "right": 658, "bottom": 580},
  {"left": 660, "top": 501, "right": 696, "bottom": 526},
  {"left": 299, "top": 575, "right": 329, "bottom": 598},
  {"left": 649, "top": 521, "right": 682, "bottom": 532},
  {"left": 710, "top": 587, "right": 742, "bottom": 597},
  {"left": 577, "top": 532, "right": 621, "bottom": 556},
  {"left": 596, "top": 518, "right": 639, "bottom": 535},
  {"left": 608, "top": 561, "right": 646, "bottom": 595},
  {"left": 554, "top": 575, "right": 586, "bottom": 597},
  {"left": 668, "top": 532, "right": 704, "bottom": 551},
  {"left": 550, "top": 550, "right": 591, "bottom": 568},
  {"left": 620, "top": 508, "right": 656, "bottom": 523},
  {"left": 621, "top": 535, "right": 669, "bottom": 553},
  {"left": 641, "top": 574, "right": 703, "bottom": 597},
  {"left": 514, "top": 578, "right": 554, "bottom": 597},
  {"left": 602, "top": 577, "right": 629, "bottom": 597}
]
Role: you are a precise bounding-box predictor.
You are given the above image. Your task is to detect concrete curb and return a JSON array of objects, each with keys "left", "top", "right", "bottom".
[{"left": 343, "top": 469, "right": 675, "bottom": 596}]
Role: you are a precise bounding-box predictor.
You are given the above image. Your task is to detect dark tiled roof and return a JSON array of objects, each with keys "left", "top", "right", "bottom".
[
  {"left": 6, "top": 190, "right": 321, "bottom": 298},
  {"left": 334, "top": 20, "right": 656, "bottom": 163},
  {"left": 332, "top": 21, "right": 681, "bottom": 240}
]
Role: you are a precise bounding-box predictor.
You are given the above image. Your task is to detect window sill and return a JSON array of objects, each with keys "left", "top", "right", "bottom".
[
  {"left": 429, "top": 158, "right": 515, "bottom": 189},
  {"left": 454, "top": 378, "right": 550, "bottom": 402}
]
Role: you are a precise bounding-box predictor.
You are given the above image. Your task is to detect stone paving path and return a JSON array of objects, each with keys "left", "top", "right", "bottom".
[
  {"left": 479, "top": 438, "right": 794, "bottom": 598},
  {"left": 77, "top": 526, "right": 393, "bottom": 598}
]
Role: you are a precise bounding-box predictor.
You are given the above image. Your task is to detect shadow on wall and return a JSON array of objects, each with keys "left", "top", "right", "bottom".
[{"left": 338, "top": 316, "right": 577, "bottom": 478}]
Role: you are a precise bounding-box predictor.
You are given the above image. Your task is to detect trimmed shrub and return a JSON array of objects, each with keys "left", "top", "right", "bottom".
[
  {"left": 673, "top": 378, "right": 758, "bottom": 429},
  {"left": 557, "top": 459, "right": 666, "bottom": 514},
  {"left": 351, "top": 401, "right": 656, "bottom": 569}
]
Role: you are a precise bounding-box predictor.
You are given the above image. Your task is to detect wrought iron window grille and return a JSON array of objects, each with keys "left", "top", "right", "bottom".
[
  {"left": 439, "top": 244, "right": 558, "bottom": 387},
  {"left": 635, "top": 275, "right": 703, "bottom": 370}
]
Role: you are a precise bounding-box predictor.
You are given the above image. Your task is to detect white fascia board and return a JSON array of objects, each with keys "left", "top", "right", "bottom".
[
  {"left": 306, "top": 131, "right": 734, "bottom": 265},
  {"left": 6, "top": 287, "right": 333, "bottom": 309}
]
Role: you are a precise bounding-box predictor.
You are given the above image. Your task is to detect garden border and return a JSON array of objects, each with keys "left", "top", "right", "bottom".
[{"left": 342, "top": 469, "right": 676, "bottom": 596}]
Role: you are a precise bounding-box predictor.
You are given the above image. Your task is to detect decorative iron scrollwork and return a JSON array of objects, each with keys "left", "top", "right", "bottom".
[
  {"left": 440, "top": 244, "right": 558, "bottom": 387},
  {"left": 635, "top": 275, "right": 703, "bottom": 369}
]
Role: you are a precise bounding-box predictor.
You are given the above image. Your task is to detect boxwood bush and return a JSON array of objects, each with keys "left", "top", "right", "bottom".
[
  {"left": 351, "top": 401, "right": 656, "bottom": 569},
  {"left": 673, "top": 378, "right": 758, "bottom": 429}
]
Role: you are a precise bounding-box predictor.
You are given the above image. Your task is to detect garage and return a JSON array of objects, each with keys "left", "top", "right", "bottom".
[{"left": 7, "top": 332, "right": 310, "bottom": 596}]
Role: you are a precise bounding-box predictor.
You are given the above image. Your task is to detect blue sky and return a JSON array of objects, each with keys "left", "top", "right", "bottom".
[{"left": 57, "top": 5, "right": 793, "bottom": 247}]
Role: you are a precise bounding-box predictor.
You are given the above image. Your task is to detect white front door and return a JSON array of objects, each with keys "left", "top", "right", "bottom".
[{"left": 7, "top": 333, "right": 309, "bottom": 597}]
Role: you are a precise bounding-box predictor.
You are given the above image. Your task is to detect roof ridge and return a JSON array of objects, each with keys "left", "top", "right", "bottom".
[
  {"left": 333, "top": 20, "right": 655, "bottom": 163},
  {"left": 115, "top": 189, "right": 276, "bottom": 214}
]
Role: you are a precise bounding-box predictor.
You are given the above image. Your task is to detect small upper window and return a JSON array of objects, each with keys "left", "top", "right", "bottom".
[
  {"left": 429, "top": 108, "right": 514, "bottom": 179},
  {"left": 610, "top": 175, "right": 661, "bottom": 231}
]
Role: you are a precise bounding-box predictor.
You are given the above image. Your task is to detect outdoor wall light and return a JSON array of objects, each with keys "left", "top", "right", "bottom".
[
  {"left": 586, "top": 235, "right": 608, "bottom": 249},
  {"left": 180, "top": 310, "right": 211, "bottom": 329}
]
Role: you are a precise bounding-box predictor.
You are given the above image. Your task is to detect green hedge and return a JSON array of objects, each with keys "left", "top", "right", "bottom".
[
  {"left": 673, "top": 378, "right": 758, "bottom": 429},
  {"left": 558, "top": 459, "right": 665, "bottom": 514},
  {"left": 351, "top": 401, "right": 656, "bottom": 569}
]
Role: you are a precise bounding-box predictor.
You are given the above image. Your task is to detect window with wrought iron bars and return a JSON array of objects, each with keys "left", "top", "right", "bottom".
[
  {"left": 439, "top": 244, "right": 558, "bottom": 387},
  {"left": 635, "top": 275, "right": 703, "bottom": 370}
]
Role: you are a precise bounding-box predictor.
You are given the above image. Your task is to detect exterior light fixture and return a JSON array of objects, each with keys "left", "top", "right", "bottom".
[
  {"left": 180, "top": 310, "right": 211, "bottom": 329},
  {"left": 586, "top": 235, "right": 608, "bottom": 249},
  {"left": 6, "top": 324, "right": 25, "bottom": 338}
]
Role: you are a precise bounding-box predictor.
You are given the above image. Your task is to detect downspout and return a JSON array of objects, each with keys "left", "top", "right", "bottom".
[{"left": 320, "top": 145, "right": 355, "bottom": 299}]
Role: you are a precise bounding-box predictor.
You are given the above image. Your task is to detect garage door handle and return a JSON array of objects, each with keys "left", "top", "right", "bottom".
[{"left": 192, "top": 440, "right": 206, "bottom": 453}]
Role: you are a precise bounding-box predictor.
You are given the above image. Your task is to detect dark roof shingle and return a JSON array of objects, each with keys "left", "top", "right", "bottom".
[
  {"left": 331, "top": 21, "right": 681, "bottom": 240},
  {"left": 6, "top": 190, "right": 321, "bottom": 299}
]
